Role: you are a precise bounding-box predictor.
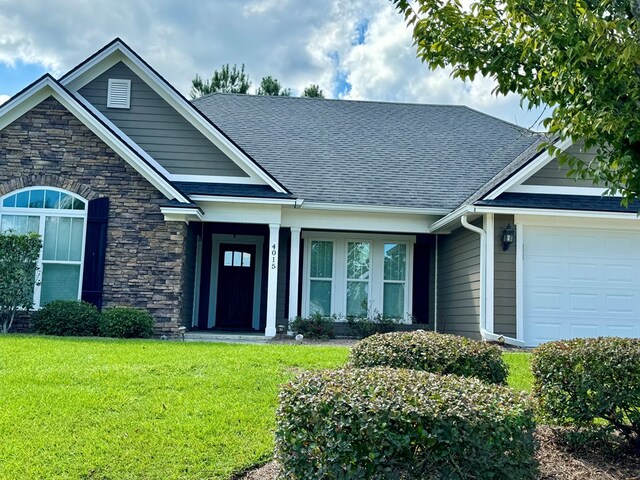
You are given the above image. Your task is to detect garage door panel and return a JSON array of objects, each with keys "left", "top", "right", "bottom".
[{"left": 523, "top": 225, "right": 640, "bottom": 346}]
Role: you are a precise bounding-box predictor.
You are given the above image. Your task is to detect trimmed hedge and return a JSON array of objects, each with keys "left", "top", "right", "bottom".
[
  {"left": 532, "top": 337, "right": 640, "bottom": 446},
  {"left": 99, "top": 307, "right": 155, "bottom": 338},
  {"left": 348, "top": 331, "right": 508, "bottom": 384},
  {"left": 32, "top": 300, "right": 100, "bottom": 337},
  {"left": 289, "top": 313, "right": 335, "bottom": 339},
  {"left": 276, "top": 367, "right": 537, "bottom": 479}
]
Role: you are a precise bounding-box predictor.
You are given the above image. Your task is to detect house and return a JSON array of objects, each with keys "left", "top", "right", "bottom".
[{"left": 1, "top": 39, "right": 638, "bottom": 347}]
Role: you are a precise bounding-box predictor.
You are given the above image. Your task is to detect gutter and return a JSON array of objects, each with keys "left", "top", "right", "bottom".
[{"left": 460, "top": 215, "right": 524, "bottom": 347}]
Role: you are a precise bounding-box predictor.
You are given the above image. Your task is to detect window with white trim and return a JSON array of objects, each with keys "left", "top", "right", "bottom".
[
  {"left": 303, "top": 234, "right": 412, "bottom": 320},
  {"left": 0, "top": 187, "right": 88, "bottom": 308}
]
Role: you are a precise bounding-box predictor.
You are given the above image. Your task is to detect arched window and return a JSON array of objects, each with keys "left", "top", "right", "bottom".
[{"left": 0, "top": 187, "right": 88, "bottom": 308}]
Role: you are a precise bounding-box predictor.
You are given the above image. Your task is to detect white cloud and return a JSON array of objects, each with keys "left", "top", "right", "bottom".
[
  {"left": 0, "top": 0, "right": 545, "bottom": 127},
  {"left": 0, "top": 95, "right": 9, "bottom": 105}
]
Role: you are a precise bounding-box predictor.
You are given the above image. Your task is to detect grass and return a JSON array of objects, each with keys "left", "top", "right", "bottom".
[
  {"left": 0, "top": 336, "right": 349, "bottom": 480},
  {"left": 0, "top": 336, "right": 533, "bottom": 479},
  {"left": 504, "top": 351, "right": 534, "bottom": 392}
]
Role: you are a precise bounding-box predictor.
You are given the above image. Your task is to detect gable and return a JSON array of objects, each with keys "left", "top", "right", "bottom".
[
  {"left": 523, "top": 142, "right": 599, "bottom": 188},
  {"left": 77, "top": 62, "right": 247, "bottom": 178}
]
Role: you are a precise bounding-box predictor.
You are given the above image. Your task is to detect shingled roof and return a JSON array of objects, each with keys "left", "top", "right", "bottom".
[{"left": 192, "top": 93, "right": 543, "bottom": 211}]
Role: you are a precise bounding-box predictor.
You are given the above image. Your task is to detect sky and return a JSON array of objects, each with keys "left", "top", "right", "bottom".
[{"left": 0, "top": 0, "right": 546, "bottom": 128}]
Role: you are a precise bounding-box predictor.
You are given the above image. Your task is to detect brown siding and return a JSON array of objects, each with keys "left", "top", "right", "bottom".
[
  {"left": 436, "top": 223, "right": 481, "bottom": 340},
  {"left": 524, "top": 143, "right": 599, "bottom": 187},
  {"left": 0, "top": 97, "right": 189, "bottom": 335},
  {"left": 493, "top": 215, "right": 516, "bottom": 337}
]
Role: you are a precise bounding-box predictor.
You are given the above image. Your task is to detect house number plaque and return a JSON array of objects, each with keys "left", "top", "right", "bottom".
[{"left": 271, "top": 244, "right": 277, "bottom": 269}]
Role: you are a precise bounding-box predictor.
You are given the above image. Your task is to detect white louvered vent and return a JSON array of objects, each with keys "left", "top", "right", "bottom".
[{"left": 107, "top": 78, "right": 131, "bottom": 109}]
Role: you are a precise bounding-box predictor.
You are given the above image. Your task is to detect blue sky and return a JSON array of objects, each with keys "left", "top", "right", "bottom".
[{"left": 0, "top": 0, "right": 545, "bottom": 128}]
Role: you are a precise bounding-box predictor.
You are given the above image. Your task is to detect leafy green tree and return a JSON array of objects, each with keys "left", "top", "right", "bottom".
[
  {"left": 190, "top": 63, "right": 251, "bottom": 98},
  {"left": 0, "top": 232, "right": 42, "bottom": 333},
  {"left": 257, "top": 76, "right": 291, "bottom": 96},
  {"left": 391, "top": 0, "right": 640, "bottom": 203},
  {"left": 301, "top": 84, "right": 325, "bottom": 98}
]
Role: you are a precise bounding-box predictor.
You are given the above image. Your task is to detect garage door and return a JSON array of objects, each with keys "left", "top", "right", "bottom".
[{"left": 523, "top": 225, "right": 640, "bottom": 346}]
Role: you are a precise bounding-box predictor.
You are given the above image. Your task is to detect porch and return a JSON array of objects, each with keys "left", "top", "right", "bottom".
[{"left": 185, "top": 221, "right": 436, "bottom": 337}]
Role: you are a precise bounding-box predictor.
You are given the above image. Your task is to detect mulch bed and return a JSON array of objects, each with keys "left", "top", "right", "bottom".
[{"left": 239, "top": 426, "right": 640, "bottom": 479}]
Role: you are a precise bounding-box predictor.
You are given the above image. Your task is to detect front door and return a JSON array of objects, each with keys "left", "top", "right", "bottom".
[{"left": 215, "top": 243, "right": 256, "bottom": 330}]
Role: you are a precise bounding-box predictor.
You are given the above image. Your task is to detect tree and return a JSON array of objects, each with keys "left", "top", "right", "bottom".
[
  {"left": 190, "top": 63, "right": 251, "bottom": 99},
  {"left": 257, "top": 76, "right": 291, "bottom": 96},
  {"left": 391, "top": 0, "right": 640, "bottom": 203},
  {"left": 0, "top": 232, "right": 42, "bottom": 333},
  {"left": 301, "top": 84, "right": 325, "bottom": 98}
]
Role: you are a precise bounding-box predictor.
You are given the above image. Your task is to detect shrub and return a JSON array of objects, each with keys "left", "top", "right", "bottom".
[
  {"left": 32, "top": 300, "right": 100, "bottom": 336},
  {"left": 99, "top": 307, "right": 155, "bottom": 338},
  {"left": 276, "top": 367, "right": 537, "bottom": 479},
  {"left": 0, "top": 232, "right": 41, "bottom": 333},
  {"left": 346, "top": 309, "right": 404, "bottom": 338},
  {"left": 348, "top": 330, "right": 508, "bottom": 384},
  {"left": 289, "top": 312, "right": 335, "bottom": 339},
  {"left": 532, "top": 337, "right": 640, "bottom": 448}
]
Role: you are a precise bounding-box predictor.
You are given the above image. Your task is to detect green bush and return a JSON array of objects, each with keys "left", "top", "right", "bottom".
[
  {"left": 346, "top": 310, "right": 404, "bottom": 338},
  {"left": 532, "top": 337, "right": 640, "bottom": 448},
  {"left": 348, "top": 330, "right": 508, "bottom": 384},
  {"left": 32, "top": 300, "right": 100, "bottom": 337},
  {"left": 276, "top": 367, "right": 537, "bottom": 479},
  {"left": 99, "top": 307, "right": 155, "bottom": 338},
  {"left": 289, "top": 313, "right": 335, "bottom": 339}
]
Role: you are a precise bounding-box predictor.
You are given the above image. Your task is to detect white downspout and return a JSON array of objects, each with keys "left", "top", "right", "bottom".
[{"left": 461, "top": 215, "right": 524, "bottom": 347}]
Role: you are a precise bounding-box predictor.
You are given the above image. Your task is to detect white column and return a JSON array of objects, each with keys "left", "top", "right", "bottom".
[
  {"left": 288, "top": 227, "right": 302, "bottom": 325},
  {"left": 265, "top": 223, "right": 280, "bottom": 337},
  {"left": 485, "top": 214, "right": 495, "bottom": 334}
]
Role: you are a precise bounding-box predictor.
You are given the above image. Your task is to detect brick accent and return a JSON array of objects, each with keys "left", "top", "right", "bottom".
[{"left": 0, "top": 97, "right": 192, "bottom": 335}]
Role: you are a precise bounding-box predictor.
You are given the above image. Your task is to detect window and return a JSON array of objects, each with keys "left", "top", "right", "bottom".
[
  {"left": 223, "top": 250, "right": 251, "bottom": 267},
  {"left": 346, "top": 241, "right": 370, "bottom": 316},
  {"left": 308, "top": 240, "right": 333, "bottom": 315},
  {"left": 303, "top": 235, "right": 412, "bottom": 321},
  {"left": 0, "top": 188, "right": 88, "bottom": 308}
]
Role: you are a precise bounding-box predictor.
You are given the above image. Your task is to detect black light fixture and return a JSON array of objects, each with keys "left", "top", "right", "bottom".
[{"left": 502, "top": 223, "right": 515, "bottom": 251}]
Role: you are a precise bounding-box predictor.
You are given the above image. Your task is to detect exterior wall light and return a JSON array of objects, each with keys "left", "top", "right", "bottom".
[{"left": 502, "top": 223, "right": 515, "bottom": 251}]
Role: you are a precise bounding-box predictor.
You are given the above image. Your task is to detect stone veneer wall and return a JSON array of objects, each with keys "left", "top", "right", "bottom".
[{"left": 0, "top": 97, "right": 191, "bottom": 335}]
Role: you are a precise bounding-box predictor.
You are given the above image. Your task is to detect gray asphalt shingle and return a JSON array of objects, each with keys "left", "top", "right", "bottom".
[{"left": 192, "top": 93, "right": 543, "bottom": 211}]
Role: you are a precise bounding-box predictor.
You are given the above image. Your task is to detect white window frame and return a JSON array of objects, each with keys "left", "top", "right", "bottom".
[
  {"left": 0, "top": 187, "right": 88, "bottom": 309},
  {"left": 301, "top": 232, "right": 414, "bottom": 322},
  {"left": 344, "top": 239, "right": 372, "bottom": 317}
]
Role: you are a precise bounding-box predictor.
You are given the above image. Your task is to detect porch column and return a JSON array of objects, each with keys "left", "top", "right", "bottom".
[
  {"left": 265, "top": 223, "right": 280, "bottom": 337},
  {"left": 288, "top": 227, "right": 302, "bottom": 324}
]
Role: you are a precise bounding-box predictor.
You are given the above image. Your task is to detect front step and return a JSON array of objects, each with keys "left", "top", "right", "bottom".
[{"left": 183, "top": 332, "right": 268, "bottom": 344}]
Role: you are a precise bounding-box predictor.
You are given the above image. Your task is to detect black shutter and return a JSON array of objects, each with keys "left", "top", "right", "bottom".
[{"left": 81, "top": 197, "right": 109, "bottom": 310}]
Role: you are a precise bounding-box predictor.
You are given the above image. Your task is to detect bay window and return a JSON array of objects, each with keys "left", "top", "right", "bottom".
[
  {"left": 0, "top": 187, "right": 88, "bottom": 308},
  {"left": 303, "top": 234, "right": 412, "bottom": 321}
]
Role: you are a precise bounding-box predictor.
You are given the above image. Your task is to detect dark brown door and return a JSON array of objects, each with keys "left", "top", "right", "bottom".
[{"left": 215, "top": 243, "right": 256, "bottom": 330}]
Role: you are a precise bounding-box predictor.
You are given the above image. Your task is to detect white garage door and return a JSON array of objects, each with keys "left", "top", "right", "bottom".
[{"left": 523, "top": 225, "right": 640, "bottom": 346}]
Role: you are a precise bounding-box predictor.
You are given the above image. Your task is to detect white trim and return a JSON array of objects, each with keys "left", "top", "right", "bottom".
[
  {"left": 485, "top": 137, "right": 574, "bottom": 200},
  {"left": 515, "top": 222, "right": 524, "bottom": 341},
  {"left": 288, "top": 227, "right": 301, "bottom": 323},
  {"left": 471, "top": 205, "right": 639, "bottom": 220},
  {"left": 429, "top": 204, "right": 470, "bottom": 233},
  {"left": 485, "top": 213, "right": 495, "bottom": 334},
  {"left": 513, "top": 214, "right": 640, "bottom": 231},
  {"left": 106, "top": 78, "right": 131, "bottom": 109},
  {"left": 209, "top": 234, "right": 263, "bottom": 330},
  {"left": 301, "top": 201, "right": 449, "bottom": 215},
  {"left": 266, "top": 224, "right": 280, "bottom": 337},
  {"left": 302, "top": 238, "right": 337, "bottom": 318},
  {"left": 61, "top": 42, "right": 287, "bottom": 194},
  {"left": 433, "top": 236, "right": 438, "bottom": 332},
  {"left": 507, "top": 184, "right": 610, "bottom": 196},
  {"left": 190, "top": 195, "right": 297, "bottom": 206},
  {"left": 159, "top": 207, "right": 203, "bottom": 223},
  {"left": 169, "top": 174, "right": 264, "bottom": 185},
  {"left": 0, "top": 77, "right": 189, "bottom": 203}
]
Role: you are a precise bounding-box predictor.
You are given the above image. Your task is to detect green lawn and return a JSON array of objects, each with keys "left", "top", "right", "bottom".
[
  {"left": 0, "top": 336, "right": 348, "bottom": 480},
  {"left": 0, "top": 336, "right": 532, "bottom": 479},
  {"left": 504, "top": 351, "right": 534, "bottom": 392}
]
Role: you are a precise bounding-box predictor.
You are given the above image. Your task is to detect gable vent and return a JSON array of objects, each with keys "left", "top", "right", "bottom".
[{"left": 107, "top": 78, "right": 131, "bottom": 109}]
